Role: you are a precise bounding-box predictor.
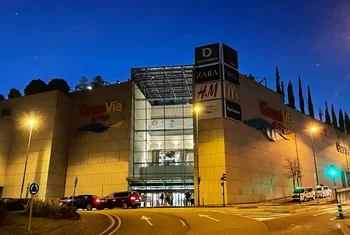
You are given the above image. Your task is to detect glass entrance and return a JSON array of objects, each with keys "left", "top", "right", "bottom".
[{"left": 138, "top": 190, "right": 194, "bottom": 207}]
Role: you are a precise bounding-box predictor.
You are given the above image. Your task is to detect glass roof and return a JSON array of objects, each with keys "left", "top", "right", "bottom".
[{"left": 131, "top": 65, "right": 193, "bottom": 100}]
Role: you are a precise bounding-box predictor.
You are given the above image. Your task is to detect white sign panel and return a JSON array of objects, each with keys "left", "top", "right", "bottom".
[
  {"left": 223, "top": 81, "right": 239, "bottom": 103},
  {"left": 198, "top": 99, "right": 223, "bottom": 120},
  {"left": 195, "top": 81, "right": 222, "bottom": 102}
]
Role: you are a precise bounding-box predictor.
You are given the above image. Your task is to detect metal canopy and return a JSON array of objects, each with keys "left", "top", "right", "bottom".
[
  {"left": 131, "top": 65, "right": 193, "bottom": 100},
  {"left": 126, "top": 176, "right": 194, "bottom": 187}
]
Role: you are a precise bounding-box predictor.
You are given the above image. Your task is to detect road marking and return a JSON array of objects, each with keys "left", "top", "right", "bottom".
[
  {"left": 99, "top": 214, "right": 115, "bottom": 235},
  {"left": 107, "top": 214, "right": 122, "bottom": 235},
  {"left": 198, "top": 214, "right": 220, "bottom": 222},
  {"left": 180, "top": 220, "right": 186, "bottom": 226},
  {"left": 141, "top": 216, "right": 153, "bottom": 226}
]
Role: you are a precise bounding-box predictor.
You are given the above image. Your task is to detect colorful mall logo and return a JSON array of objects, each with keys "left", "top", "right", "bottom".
[
  {"left": 260, "top": 101, "right": 294, "bottom": 133},
  {"left": 80, "top": 100, "right": 123, "bottom": 122},
  {"left": 244, "top": 101, "right": 295, "bottom": 142}
]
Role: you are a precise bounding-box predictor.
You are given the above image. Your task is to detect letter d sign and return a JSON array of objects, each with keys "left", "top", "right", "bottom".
[{"left": 202, "top": 48, "right": 212, "bottom": 58}]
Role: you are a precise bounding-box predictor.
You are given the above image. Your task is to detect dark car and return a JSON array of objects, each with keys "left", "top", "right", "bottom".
[
  {"left": 63, "top": 195, "right": 106, "bottom": 210},
  {"left": 106, "top": 191, "right": 141, "bottom": 209}
]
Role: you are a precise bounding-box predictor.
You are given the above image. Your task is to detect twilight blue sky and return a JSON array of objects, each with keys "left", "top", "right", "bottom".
[{"left": 1, "top": 0, "right": 350, "bottom": 116}]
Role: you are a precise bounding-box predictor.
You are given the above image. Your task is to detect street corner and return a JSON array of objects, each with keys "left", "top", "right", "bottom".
[
  {"left": 339, "top": 216, "right": 350, "bottom": 235},
  {"left": 48, "top": 211, "right": 114, "bottom": 235}
]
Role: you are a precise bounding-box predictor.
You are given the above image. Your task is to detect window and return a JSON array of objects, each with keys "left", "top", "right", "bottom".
[{"left": 1, "top": 108, "right": 11, "bottom": 117}]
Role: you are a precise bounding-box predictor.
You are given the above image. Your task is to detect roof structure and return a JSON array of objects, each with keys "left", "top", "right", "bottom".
[{"left": 131, "top": 65, "right": 193, "bottom": 100}]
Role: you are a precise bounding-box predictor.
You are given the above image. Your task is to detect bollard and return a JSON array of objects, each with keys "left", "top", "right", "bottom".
[{"left": 337, "top": 204, "right": 344, "bottom": 220}]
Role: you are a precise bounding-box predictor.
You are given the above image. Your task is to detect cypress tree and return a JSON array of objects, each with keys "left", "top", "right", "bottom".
[
  {"left": 325, "top": 101, "right": 331, "bottom": 125},
  {"left": 331, "top": 104, "right": 338, "bottom": 129},
  {"left": 318, "top": 108, "right": 323, "bottom": 122},
  {"left": 276, "top": 66, "right": 282, "bottom": 94},
  {"left": 287, "top": 81, "right": 296, "bottom": 109},
  {"left": 298, "top": 76, "right": 305, "bottom": 113},
  {"left": 307, "top": 86, "right": 314, "bottom": 118},
  {"left": 339, "top": 109, "right": 345, "bottom": 133},
  {"left": 345, "top": 112, "right": 350, "bottom": 134},
  {"left": 281, "top": 81, "right": 285, "bottom": 103}
]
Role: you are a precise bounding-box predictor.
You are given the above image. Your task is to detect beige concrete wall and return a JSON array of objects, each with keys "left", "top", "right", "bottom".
[
  {"left": 196, "top": 118, "right": 226, "bottom": 206},
  {"left": 46, "top": 91, "right": 73, "bottom": 198},
  {"left": 0, "top": 119, "right": 13, "bottom": 188},
  {"left": 0, "top": 91, "right": 59, "bottom": 199},
  {"left": 65, "top": 82, "right": 132, "bottom": 197},
  {"left": 222, "top": 75, "right": 349, "bottom": 204}
]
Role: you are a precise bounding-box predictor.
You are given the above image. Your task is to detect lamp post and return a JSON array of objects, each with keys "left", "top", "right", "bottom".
[
  {"left": 310, "top": 126, "right": 319, "bottom": 203},
  {"left": 20, "top": 120, "right": 34, "bottom": 199},
  {"left": 194, "top": 106, "right": 200, "bottom": 206}
]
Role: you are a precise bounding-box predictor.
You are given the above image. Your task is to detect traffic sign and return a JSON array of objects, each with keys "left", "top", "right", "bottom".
[{"left": 29, "top": 182, "right": 39, "bottom": 195}]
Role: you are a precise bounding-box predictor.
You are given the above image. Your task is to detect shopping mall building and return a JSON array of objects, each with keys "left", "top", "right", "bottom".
[{"left": 0, "top": 43, "right": 349, "bottom": 206}]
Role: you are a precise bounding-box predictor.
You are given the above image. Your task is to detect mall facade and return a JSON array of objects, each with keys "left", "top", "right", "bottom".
[{"left": 0, "top": 43, "right": 350, "bottom": 205}]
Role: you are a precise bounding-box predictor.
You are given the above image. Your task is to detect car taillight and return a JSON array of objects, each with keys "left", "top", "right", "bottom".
[
  {"left": 95, "top": 199, "right": 101, "bottom": 203},
  {"left": 130, "top": 196, "right": 136, "bottom": 200}
]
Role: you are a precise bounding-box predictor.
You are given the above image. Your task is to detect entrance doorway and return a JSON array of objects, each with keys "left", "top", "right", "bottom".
[{"left": 138, "top": 190, "right": 194, "bottom": 207}]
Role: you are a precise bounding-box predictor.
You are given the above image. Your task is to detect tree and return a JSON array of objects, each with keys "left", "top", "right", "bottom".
[
  {"left": 281, "top": 81, "right": 285, "bottom": 103},
  {"left": 48, "top": 78, "right": 70, "bottom": 94},
  {"left": 345, "top": 112, "right": 350, "bottom": 134},
  {"left": 76, "top": 76, "right": 89, "bottom": 90},
  {"left": 298, "top": 76, "right": 305, "bottom": 113},
  {"left": 339, "top": 109, "right": 345, "bottom": 133},
  {"left": 318, "top": 108, "right": 323, "bottom": 122},
  {"left": 0, "top": 94, "right": 5, "bottom": 101},
  {"left": 284, "top": 157, "right": 301, "bottom": 190},
  {"left": 307, "top": 86, "right": 314, "bottom": 118},
  {"left": 287, "top": 81, "right": 296, "bottom": 109},
  {"left": 24, "top": 79, "right": 48, "bottom": 95},
  {"left": 331, "top": 104, "right": 338, "bottom": 129},
  {"left": 91, "top": 75, "right": 105, "bottom": 88},
  {"left": 8, "top": 88, "right": 22, "bottom": 99},
  {"left": 325, "top": 101, "right": 331, "bottom": 125},
  {"left": 275, "top": 66, "right": 282, "bottom": 94}
]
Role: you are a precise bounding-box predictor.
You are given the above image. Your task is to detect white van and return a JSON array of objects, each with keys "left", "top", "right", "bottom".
[
  {"left": 315, "top": 186, "right": 332, "bottom": 198},
  {"left": 292, "top": 187, "right": 315, "bottom": 201}
]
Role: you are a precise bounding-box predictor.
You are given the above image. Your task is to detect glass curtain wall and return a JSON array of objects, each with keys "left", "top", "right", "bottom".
[{"left": 132, "top": 66, "right": 194, "bottom": 183}]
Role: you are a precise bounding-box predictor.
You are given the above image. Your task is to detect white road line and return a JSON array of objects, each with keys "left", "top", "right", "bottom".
[
  {"left": 180, "top": 220, "right": 186, "bottom": 226},
  {"left": 107, "top": 215, "right": 122, "bottom": 235},
  {"left": 99, "top": 213, "right": 115, "bottom": 235}
]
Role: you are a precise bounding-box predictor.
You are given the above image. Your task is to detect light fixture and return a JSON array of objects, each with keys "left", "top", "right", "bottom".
[
  {"left": 28, "top": 119, "right": 35, "bottom": 126},
  {"left": 311, "top": 127, "right": 317, "bottom": 132},
  {"left": 87, "top": 86, "right": 92, "bottom": 90}
]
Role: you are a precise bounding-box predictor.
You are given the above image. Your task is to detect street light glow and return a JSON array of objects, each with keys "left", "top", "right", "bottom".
[
  {"left": 28, "top": 119, "right": 35, "bottom": 126},
  {"left": 87, "top": 86, "right": 92, "bottom": 90},
  {"left": 311, "top": 126, "right": 317, "bottom": 132},
  {"left": 194, "top": 106, "right": 200, "bottom": 112}
]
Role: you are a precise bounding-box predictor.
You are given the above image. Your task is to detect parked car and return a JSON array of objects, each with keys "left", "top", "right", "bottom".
[
  {"left": 62, "top": 195, "right": 106, "bottom": 210},
  {"left": 315, "top": 186, "right": 332, "bottom": 198},
  {"left": 106, "top": 191, "right": 141, "bottom": 209},
  {"left": 59, "top": 196, "right": 73, "bottom": 206},
  {"left": 292, "top": 187, "right": 315, "bottom": 201}
]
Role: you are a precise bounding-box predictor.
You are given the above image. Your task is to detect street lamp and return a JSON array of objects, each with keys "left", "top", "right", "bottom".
[
  {"left": 310, "top": 126, "right": 319, "bottom": 203},
  {"left": 194, "top": 105, "right": 200, "bottom": 206},
  {"left": 20, "top": 119, "right": 35, "bottom": 199}
]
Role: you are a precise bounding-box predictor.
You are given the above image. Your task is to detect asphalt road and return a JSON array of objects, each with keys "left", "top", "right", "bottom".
[{"left": 85, "top": 203, "right": 350, "bottom": 235}]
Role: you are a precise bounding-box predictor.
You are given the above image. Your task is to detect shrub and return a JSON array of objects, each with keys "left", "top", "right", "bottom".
[
  {"left": 0, "top": 201, "right": 8, "bottom": 226},
  {"left": 24, "top": 199, "right": 79, "bottom": 220}
]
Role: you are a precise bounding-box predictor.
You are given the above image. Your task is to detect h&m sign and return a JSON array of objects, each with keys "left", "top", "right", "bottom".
[{"left": 195, "top": 81, "right": 222, "bottom": 102}]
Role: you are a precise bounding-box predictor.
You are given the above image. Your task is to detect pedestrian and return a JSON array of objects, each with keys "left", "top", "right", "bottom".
[{"left": 160, "top": 192, "right": 164, "bottom": 204}]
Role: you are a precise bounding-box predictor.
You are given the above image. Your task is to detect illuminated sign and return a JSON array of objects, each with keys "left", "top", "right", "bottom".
[
  {"left": 336, "top": 142, "right": 350, "bottom": 156},
  {"left": 260, "top": 101, "right": 294, "bottom": 134},
  {"left": 195, "top": 81, "right": 222, "bottom": 102},
  {"left": 80, "top": 100, "right": 123, "bottom": 122}
]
